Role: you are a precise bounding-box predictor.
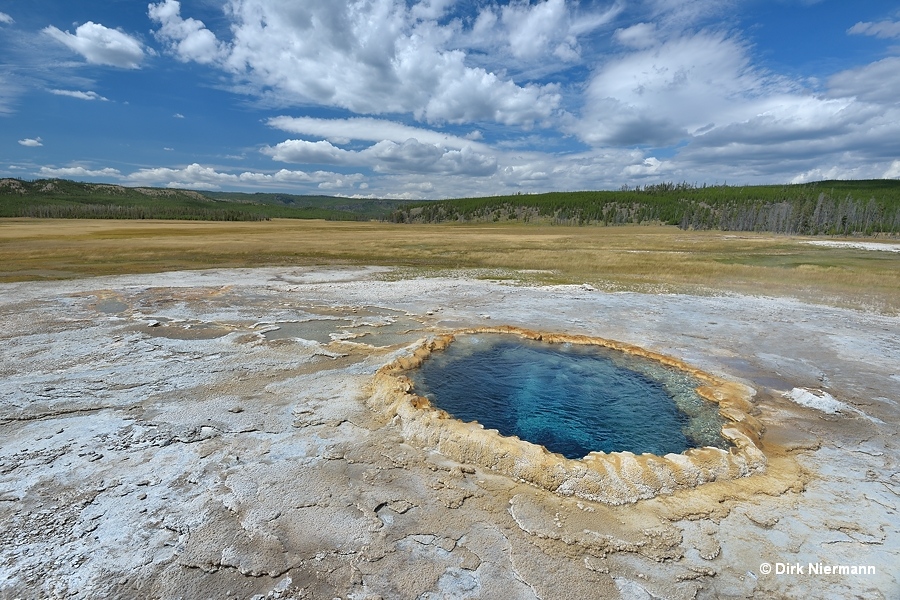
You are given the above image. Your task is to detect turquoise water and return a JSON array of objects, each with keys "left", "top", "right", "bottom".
[{"left": 410, "top": 334, "right": 728, "bottom": 459}]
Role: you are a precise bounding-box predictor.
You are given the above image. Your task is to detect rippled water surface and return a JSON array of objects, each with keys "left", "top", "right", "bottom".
[{"left": 410, "top": 334, "right": 728, "bottom": 459}]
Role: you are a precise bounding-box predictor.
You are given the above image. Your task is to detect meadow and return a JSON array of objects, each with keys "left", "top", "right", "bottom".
[{"left": 2, "top": 218, "right": 898, "bottom": 314}]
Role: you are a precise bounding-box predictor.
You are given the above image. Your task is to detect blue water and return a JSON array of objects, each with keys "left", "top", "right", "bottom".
[{"left": 410, "top": 335, "right": 727, "bottom": 459}]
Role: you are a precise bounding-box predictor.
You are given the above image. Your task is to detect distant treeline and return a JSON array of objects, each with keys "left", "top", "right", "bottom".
[
  {"left": 388, "top": 180, "right": 900, "bottom": 236},
  {"left": 0, "top": 178, "right": 393, "bottom": 221},
  {"left": 16, "top": 203, "right": 268, "bottom": 221},
  {"left": 5, "top": 177, "right": 900, "bottom": 234}
]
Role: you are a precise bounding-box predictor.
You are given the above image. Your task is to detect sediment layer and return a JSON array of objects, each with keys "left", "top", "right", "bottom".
[{"left": 371, "top": 326, "right": 767, "bottom": 505}]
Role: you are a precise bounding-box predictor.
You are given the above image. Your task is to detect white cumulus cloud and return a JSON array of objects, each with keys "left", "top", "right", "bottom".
[
  {"left": 148, "top": 0, "right": 563, "bottom": 127},
  {"left": 555, "top": 21, "right": 900, "bottom": 186},
  {"left": 123, "top": 163, "right": 365, "bottom": 190},
  {"left": 149, "top": 0, "right": 225, "bottom": 64},
  {"left": 465, "top": 0, "right": 619, "bottom": 66},
  {"left": 502, "top": 0, "right": 577, "bottom": 60},
  {"left": 262, "top": 136, "right": 497, "bottom": 176},
  {"left": 125, "top": 163, "right": 237, "bottom": 188},
  {"left": 28, "top": 163, "right": 365, "bottom": 191},
  {"left": 262, "top": 140, "right": 350, "bottom": 165},
  {"left": 19, "top": 138, "right": 43, "bottom": 147},
  {"left": 14, "top": 0, "right": 900, "bottom": 196},
  {"left": 410, "top": 0, "right": 455, "bottom": 21},
  {"left": 368, "top": 139, "right": 497, "bottom": 175},
  {"left": 884, "top": 160, "right": 900, "bottom": 179},
  {"left": 39, "top": 166, "right": 121, "bottom": 178},
  {"left": 43, "top": 22, "right": 146, "bottom": 69}
]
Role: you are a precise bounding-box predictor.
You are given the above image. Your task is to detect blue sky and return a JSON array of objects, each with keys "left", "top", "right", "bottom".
[{"left": 1, "top": 0, "right": 899, "bottom": 199}]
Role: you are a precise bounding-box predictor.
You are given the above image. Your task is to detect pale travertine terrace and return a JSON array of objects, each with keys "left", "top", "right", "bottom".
[{"left": 1, "top": 267, "right": 898, "bottom": 599}]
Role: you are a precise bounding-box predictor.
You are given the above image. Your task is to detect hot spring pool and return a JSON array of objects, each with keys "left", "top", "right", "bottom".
[{"left": 409, "top": 334, "right": 728, "bottom": 459}]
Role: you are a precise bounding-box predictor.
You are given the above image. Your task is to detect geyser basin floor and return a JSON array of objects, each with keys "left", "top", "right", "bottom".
[
  {"left": 373, "top": 327, "right": 766, "bottom": 505},
  {"left": 410, "top": 334, "right": 728, "bottom": 458},
  {"left": 2, "top": 268, "right": 898, "bottom": 599}
]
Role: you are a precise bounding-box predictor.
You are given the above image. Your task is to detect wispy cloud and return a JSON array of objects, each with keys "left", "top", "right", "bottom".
[
  {"left": 0, "top": 12, "right": 14, "bottom": 25},
  {"left": 827, "top": 56, "right": 900, "bottom": 104},
  {"left": 613, "top": 23, "right": 659, "bottom": 49},
  {"left": 848, "top": 20, "right": 900, "bottom": 39},
  {"left": 267, "top": 116, "right": 491, "bottom": 151},
  {"left": 646, "top": 0, "right": 737, "bottom": 29},
  {"left": 50, "top": 89, "right": 109, "bottom": 101},
  {"left": 0, "top": 74, "right": 22, "bottom": 115},
  {"left": 576, "top": 31, "right": 767, "bottom": 146}
]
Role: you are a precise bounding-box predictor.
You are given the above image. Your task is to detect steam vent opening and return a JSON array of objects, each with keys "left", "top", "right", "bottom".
[
  {"left": 371, "top": 327, "right": 767, "bottom": 504},
  {"left": 408, "top": 334, "right": 729, "bottom": 459}
]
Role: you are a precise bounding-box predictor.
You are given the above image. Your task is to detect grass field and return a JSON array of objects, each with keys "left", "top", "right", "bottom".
[{"left": 2, "top": 218, "right": 898, "bottom": 313}]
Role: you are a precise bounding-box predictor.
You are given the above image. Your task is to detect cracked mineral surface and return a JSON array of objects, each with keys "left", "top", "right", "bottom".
[{"left": 1, "top": 266, "right": 898, "bottom": 599}]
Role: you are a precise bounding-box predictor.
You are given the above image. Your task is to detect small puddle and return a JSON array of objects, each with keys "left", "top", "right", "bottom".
[
  {"left": 341, "top": 318, "right": 426, "bottom": 347},
  {"left": 260, "top": 316, "right": 426, "bottom": 347},
  {"left": 96, "top": 299, "right": 129, "bottom": 314},
  {"left": 138, "top": 319, "right": 232, "bottom": 340},
  {"left": 260, "top": 320, "right": 351, "bottom": 344},
  {"left": 718, "top": 356, "right": 796, "bottom": 393}
]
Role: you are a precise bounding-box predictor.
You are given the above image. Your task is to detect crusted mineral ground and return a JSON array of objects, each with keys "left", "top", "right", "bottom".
[{"left": 1, "top": 267, "right": 898, "bottom": 599}]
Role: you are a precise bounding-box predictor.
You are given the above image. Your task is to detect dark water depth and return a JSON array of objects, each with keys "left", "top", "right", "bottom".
[{"left": 410, "top": 335, "right": 728, "bottom": 459}]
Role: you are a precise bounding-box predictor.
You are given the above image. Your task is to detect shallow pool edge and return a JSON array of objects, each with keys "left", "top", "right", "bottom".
[{"left": 369, "top": 325, "right": 767, "bottom": 505}]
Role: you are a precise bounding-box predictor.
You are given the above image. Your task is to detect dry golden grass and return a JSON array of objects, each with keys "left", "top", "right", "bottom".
[{"left": 2, "top": 218, "right": 898, "bottom": 313}]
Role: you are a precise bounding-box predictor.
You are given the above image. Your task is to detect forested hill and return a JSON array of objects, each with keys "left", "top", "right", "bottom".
[
  {"left": 388, "top": 180, "right": 900, "bottom": 236},
  {"left": 0, "top": 178, "right": 410, "bottom": 221},
  {"left": 4, "top": 177, "right": 900, "bottom": 235}
]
